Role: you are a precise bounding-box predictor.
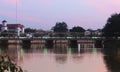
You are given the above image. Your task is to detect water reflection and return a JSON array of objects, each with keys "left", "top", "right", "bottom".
[
  {"left": 104, "top": 56, "right": 120, "bottom": 72},
  {"left": 0, "top": 44, "right": 109, "bottom": 72},
  {"left": 103, "top": 40, "right": 120, "bottom": 72},
  {"left": 53, "top": 48, "right": 67, "bottom": 54},
  {"left": 55, "top": 54, "right": 67, "bottom": 64},
  {"left": 0, "top": 44, "right": 24, "bottom": 64}
]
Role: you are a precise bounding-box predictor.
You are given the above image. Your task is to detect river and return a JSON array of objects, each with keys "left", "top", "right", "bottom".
[{"left": 0, "top": 44, "right": 118, "bottom": 72}]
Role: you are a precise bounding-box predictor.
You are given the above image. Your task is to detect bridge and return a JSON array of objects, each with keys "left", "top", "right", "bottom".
[
  {"left": 0, "top": 36, "right": 106, "bottom": 40},
  {"left": 0, "top": 36, "right": 118, "bottom": 48}
]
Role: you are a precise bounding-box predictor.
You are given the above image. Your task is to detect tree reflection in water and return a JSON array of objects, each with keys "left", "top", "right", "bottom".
[
  {"left": 55, "top": 54, "right": 67, "bottom": 64},
  {"left": 54, "top": 47, "right": 67, "bottom": 64},
  {"left": 0, "top": 43, "right": 116, "bottom": 72},
  {"left": 104, "top": 56, "right": 120, "bottom": 72},
  {"left": 103, "top": 40, "right": 120, "bottom": 72},
  {"left": 53, "top": 47, "right": 67, "bottom": 54}
]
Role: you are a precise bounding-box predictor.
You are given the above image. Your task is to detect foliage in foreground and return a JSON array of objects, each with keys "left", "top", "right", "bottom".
[{"left": 0, "top": 55, "right": 23, "bottom": 72}]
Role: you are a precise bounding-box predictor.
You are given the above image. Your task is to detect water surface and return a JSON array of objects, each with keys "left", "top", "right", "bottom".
[{"left": 0, "top": 44, "right": 110, "bottom": 72}]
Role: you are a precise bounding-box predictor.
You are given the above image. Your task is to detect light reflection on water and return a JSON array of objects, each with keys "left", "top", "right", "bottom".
[{"left": 0, "top": 44, "right": 107, "bottom": 72}]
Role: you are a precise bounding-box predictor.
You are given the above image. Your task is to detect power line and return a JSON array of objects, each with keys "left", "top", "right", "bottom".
[{"left": 16, "top": 0, "right": 18, "bottom": 23}]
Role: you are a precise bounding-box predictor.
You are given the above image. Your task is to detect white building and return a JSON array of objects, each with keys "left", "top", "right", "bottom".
[{"left": 0, "top": 20, "right": 24, "bottom": 36}]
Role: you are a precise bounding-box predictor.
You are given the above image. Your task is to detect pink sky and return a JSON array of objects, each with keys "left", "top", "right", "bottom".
[
  {"left": 2, "top": 0, "right": 22, "bottom": 7},
  {"left": 1, "top": 0, "right": 120, "bottom": 30}
]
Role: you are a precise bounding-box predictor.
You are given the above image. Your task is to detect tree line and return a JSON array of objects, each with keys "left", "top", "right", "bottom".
[
  {"left": 25, "top": 22, "right": 85, "bottom": 33},
  {"left": 0, "top": 12, "right": 119, "bottom": 37},
  {"left": 102, "top": 13, "right": 120, "bottom": 37},
  {"left": 25, "top": 22, "right": 86, "bottom": 37},
  {"left": 24, "top": 13, "right": 120, "bottom": 37}
]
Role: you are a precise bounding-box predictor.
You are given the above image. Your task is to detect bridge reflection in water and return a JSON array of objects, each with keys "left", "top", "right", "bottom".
[
  {"left": 0, "top": 39, "right": 101, "bottom": 63},
  {"left": 1, "top": 37, "right": 120, "bottom": 72},
  {"left": 0, "top": 43, "right": 106, "bottom": 72},
  {"left": 0, "top": 37, "right": 115, "bottom": 72},
  {"left": 0, "top": 43, "right": 120, "bottom": 72}
]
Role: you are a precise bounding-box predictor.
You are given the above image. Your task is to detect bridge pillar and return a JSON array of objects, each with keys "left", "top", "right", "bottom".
[
  {"left": 0, "top": 39, "right": 8, "bottom": 47},
  {"left": 45, "top": 40, "right": 54, "bottom": 48},
  {"left": 54, "top": 40, "right": 69, "bottom": 48},
  {"left": 8, "top": 40, "right": 22, "bottom": 44},
  {"left": 69, "top": 40, "right": 78, "bottom": 48},
  {"left": 77, "top": 40, "right": 95, "bottom": 48},
  {"left": 95, "top": 40, "right": 103, "bottom": 48},
  {"left": 31, "top": 40, "right": 46, "bottom": 48},
  {"left": 22, "top": 39, "right": 31, "bottom": 48}
]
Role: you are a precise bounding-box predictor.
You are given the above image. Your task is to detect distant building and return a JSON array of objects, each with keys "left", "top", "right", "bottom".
[
  {"left": 93, "top": 29, "right": 102, "bottom": 36},
  {"left": 0, "top": 20, "right": 24, "bottom": 36},
  {"left": 84, "top": 29, "right": 102, "bottom": 36},
  {"left": 84, "top": 30, "right": 91, "bottom": 36}
]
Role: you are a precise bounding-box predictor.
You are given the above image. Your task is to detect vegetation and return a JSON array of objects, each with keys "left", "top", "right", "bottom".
[
  {"left": 70, "top": 26, "right": 85, "bottom": 37},
  {"left": 0, "top": 30, "right": 9, "bottom": 37},
  {"left": 52, "top": 22, "right": 68, "bottom": 32},
  {"left": 0, "top": 55, "right": 23, "bottom": 72},
  {"left": 52, "top": 22, "right": 68, "bottom": 37},
  {"left": 33, "top": 33, "right": 45, "bottom": 37},
  {"left": 25, "top": 28, "right": 36, "bottom": 33},
  {"left": 70, "top": 26, "right": 85, "bottom": 32},
  {"left": 0, "top": 20, "right": 103, "bottom": 37},
  {"left": 102, "top": 13, "right": 120, "bottom": 37}
]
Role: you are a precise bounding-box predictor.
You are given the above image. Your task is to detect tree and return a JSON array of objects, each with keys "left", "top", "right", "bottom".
[
  {"left": 69, "top": 26, "right": 85, "bottom": 37},
  {"left": 102, "top": 13, "right": 120, "bottom": 37},
  {"left": 52, "top": 22, "right": 68, "bottom": 37},
  {"left": 70, "top": 26, "right": 85, "bottom": 32},
  {"left": 25, "top": 28, "right": 36, "bottom": 33},
  {"left": 52, "top": 22, "right": 68, "bottom": 32},
  {"left": 0, "top": 55, "right": 23, "bottom": 72},
  {"left": 0, "top": 30, "right": 9, "bottom": 37}
]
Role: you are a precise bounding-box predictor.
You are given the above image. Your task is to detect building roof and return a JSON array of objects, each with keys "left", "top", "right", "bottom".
[
  {"left": 7, "top": 24, "right": 24, "bottom": 28},
  {"left": 0, "top": 24, "right": 24, "bottom": 28}
]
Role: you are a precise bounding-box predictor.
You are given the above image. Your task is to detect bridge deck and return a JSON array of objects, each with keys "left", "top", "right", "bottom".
[{"left": 0, "top": 37, "right": 106, "bottom": 40}]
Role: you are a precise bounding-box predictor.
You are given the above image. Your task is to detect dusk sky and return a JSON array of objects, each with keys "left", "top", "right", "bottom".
[{"left": 0, "top": 0, "right": 120, "bottom": 30}]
